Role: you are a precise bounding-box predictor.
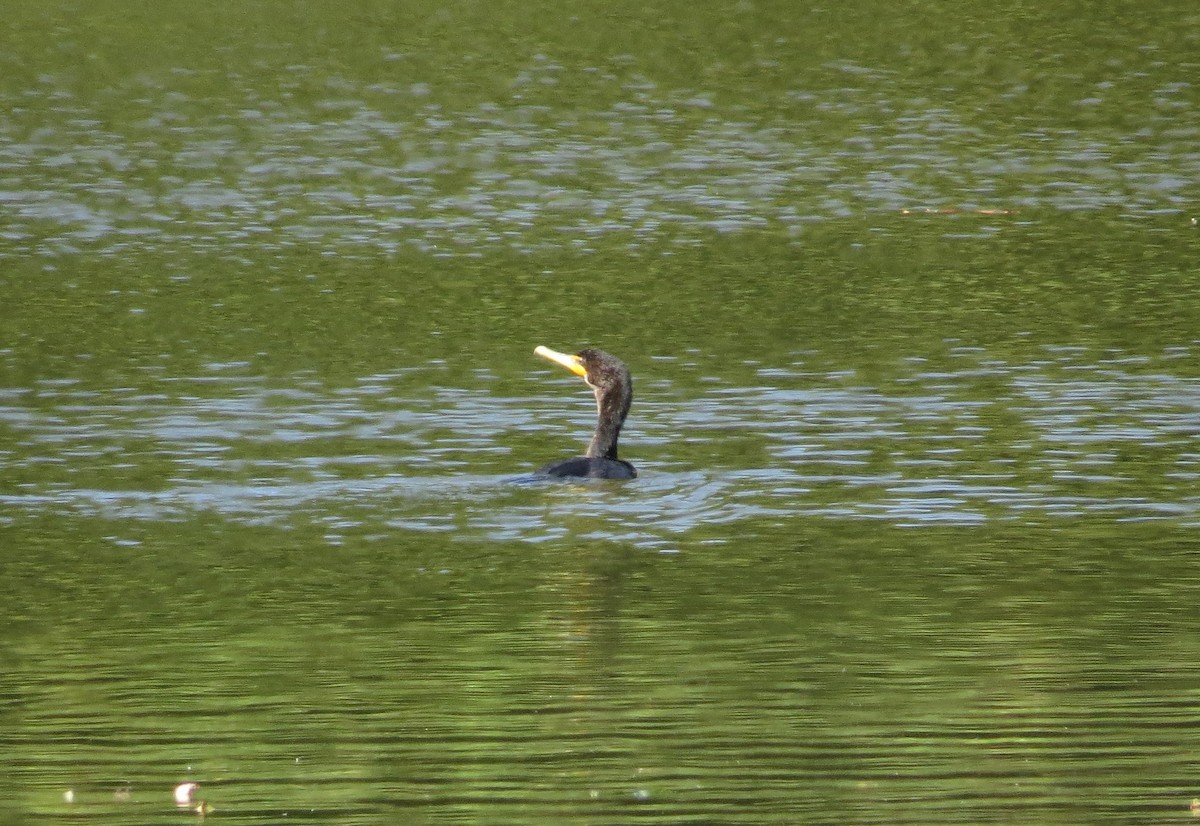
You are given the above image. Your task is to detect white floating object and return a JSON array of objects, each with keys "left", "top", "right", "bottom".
[{"left": 174, "top": 782, "right": 198, "bottom": 807}]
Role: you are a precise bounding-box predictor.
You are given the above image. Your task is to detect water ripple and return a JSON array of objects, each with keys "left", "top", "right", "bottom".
[
  {"left": 2, "top": 348, "right": 1196, "bottom": 545},
  {"left": 1, "top": 55, "right": 1195, "bottom": 260}
]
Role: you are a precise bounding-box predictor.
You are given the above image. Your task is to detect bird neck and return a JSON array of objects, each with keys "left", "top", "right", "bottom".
[{"left": 586, "top": 384, "right": 630, "bottom": 460}]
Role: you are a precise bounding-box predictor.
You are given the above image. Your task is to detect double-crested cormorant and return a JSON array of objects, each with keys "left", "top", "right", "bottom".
[{"left": 534, "top": 345, "right": 637, "bottom": 479}]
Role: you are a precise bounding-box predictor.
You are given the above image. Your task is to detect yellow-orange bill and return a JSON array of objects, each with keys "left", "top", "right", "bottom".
[{"left": 534, "top": 345, "right": 587, "bottom": 377}]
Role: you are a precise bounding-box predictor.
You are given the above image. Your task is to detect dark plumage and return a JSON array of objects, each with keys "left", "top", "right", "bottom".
[{"left": 534, "top": 346, "right": 637, "bottom": 480}]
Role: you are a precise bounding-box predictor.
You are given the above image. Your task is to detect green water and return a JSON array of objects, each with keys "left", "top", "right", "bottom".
[{"left": 2, "top": 1, "right": 1199, "bottom": 823}]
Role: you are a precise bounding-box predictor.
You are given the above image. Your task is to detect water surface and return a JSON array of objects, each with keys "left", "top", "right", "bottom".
[{"left": 2, "top": 1, "right": 1200, "bottom": 823}]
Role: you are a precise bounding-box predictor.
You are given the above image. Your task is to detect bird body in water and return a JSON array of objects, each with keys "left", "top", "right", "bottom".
[{"left": 534, "top": 345, "right": 637, "bottom": 479}]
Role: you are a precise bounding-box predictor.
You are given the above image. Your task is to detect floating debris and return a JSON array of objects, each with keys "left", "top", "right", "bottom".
[
  {"left": 175, "top": 783, "right": 214, "bottom": 816},
  {"left": 174, "top": 782, "right": 199, "bottom": 807}
]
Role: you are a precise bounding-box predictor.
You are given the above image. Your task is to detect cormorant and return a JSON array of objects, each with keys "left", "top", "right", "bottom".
[{"left": 534, "top": 345, "right": 637, "bottom": 479}]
